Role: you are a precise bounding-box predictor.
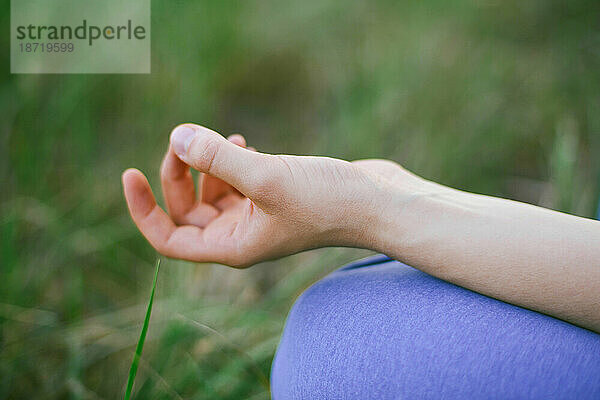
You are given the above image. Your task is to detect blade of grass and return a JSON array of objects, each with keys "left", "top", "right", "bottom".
[{"left": 124, "top": 259, "right": 161, "bottom": 400}]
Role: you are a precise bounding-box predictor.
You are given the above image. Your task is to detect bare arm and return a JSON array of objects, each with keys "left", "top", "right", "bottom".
[
  {"left": 367, "top": 177, "right": 600, "bottom": 331},
  {"left": 123, "top": 124, "right": 600, "bottom": 332}
]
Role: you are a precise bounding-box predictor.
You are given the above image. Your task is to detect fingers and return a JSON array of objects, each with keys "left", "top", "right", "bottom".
[
  {"left": 160, "top": 130, "right": 253, "bottom": 226},
  {"left": 201, "top": 134, "right": 246, "bottom": 206},
  {"left": 170, "top": 124, "right": 274, "bottom": 198},
  {"left": 160, "top": 146, "right": 197, "bottom": 224},
  {"left": 214, "top": 193, "right": 243, "bottom": 210},
  {"left": 122, "top": 168, "right": 236, "bottom": 263},
  {"left": 123, "top": 168, "right": 178, "bottom": 250},
  {"left": 227, "top": 133, "right": 247, "bottom": 148},
  {"left": 160, "top": 145, "right": 221, "bottom": 226}
]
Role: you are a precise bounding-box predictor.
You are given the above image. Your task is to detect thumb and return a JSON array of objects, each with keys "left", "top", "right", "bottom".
[{"left": 170, "top": 124, "right": 274, "bottom": 197}]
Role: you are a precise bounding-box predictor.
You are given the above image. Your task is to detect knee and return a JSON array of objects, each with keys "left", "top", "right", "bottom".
[
  {"left": 271, "top": 262, "right": 438, "bottom": 398},
  {"left": 271, "top": 261, "right": 600, "bottom": 399}
]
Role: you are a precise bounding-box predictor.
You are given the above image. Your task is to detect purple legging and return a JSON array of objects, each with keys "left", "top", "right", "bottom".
[{"left": 271, "top": 255, "right": 600, "bottom": 399}]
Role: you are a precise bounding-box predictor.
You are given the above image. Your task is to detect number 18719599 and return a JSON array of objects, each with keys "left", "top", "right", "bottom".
[{"left": 19, "top": 42, "right": 74, "bottom": 53}]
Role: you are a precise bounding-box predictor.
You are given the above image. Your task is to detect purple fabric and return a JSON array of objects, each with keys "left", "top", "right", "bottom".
[{"left": 271, "top": 255, "right": 600, "bottom": 399}]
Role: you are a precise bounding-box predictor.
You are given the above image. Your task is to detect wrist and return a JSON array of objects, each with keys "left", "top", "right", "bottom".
[{"left": 351, "top": 175, "right": 443, "bottom": 258}]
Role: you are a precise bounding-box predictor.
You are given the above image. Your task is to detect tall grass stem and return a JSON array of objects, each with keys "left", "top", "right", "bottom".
[{"left": 124, "top": 259, "right": 161, "bottom": 400}]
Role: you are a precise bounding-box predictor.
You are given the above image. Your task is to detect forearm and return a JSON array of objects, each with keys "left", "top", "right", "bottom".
[{"left": 369, "top": 180, "right": 600, "bottom": 332}]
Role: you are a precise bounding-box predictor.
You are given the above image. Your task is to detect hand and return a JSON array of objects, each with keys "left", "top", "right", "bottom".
[{"left": 122, "top": 124, "right": 411, "bottom": 267}]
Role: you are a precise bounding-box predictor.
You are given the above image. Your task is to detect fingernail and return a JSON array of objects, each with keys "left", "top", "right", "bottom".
[{"left": 171, "top": 126, "right": 196, "bottom": 157}]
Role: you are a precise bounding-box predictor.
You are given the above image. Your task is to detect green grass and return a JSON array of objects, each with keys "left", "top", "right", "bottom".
[
  {"left": 1, "top": 0, "right": 600, "bottom": 398},
  {"left": 125, "top": 259, "right": 160, "bottom": 400}
]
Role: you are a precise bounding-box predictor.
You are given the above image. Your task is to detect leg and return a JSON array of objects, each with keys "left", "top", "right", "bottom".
[{"left": 271, "top": 256, "right": 600, "bottom": 399}]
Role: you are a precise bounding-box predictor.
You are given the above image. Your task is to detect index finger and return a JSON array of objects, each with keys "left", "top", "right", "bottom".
[{"left": 122, "top": 168, "right": 235, "bottom": 264}]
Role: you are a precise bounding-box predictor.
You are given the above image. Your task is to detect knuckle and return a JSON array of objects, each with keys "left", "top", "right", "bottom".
[{"left": 190, "top": 135, "right": 222, "bottom": 173}]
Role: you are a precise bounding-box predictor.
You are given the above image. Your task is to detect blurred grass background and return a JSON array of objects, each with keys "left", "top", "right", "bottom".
[{"left": 1, "top": 0, "right": 600, "bottom": 398}]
